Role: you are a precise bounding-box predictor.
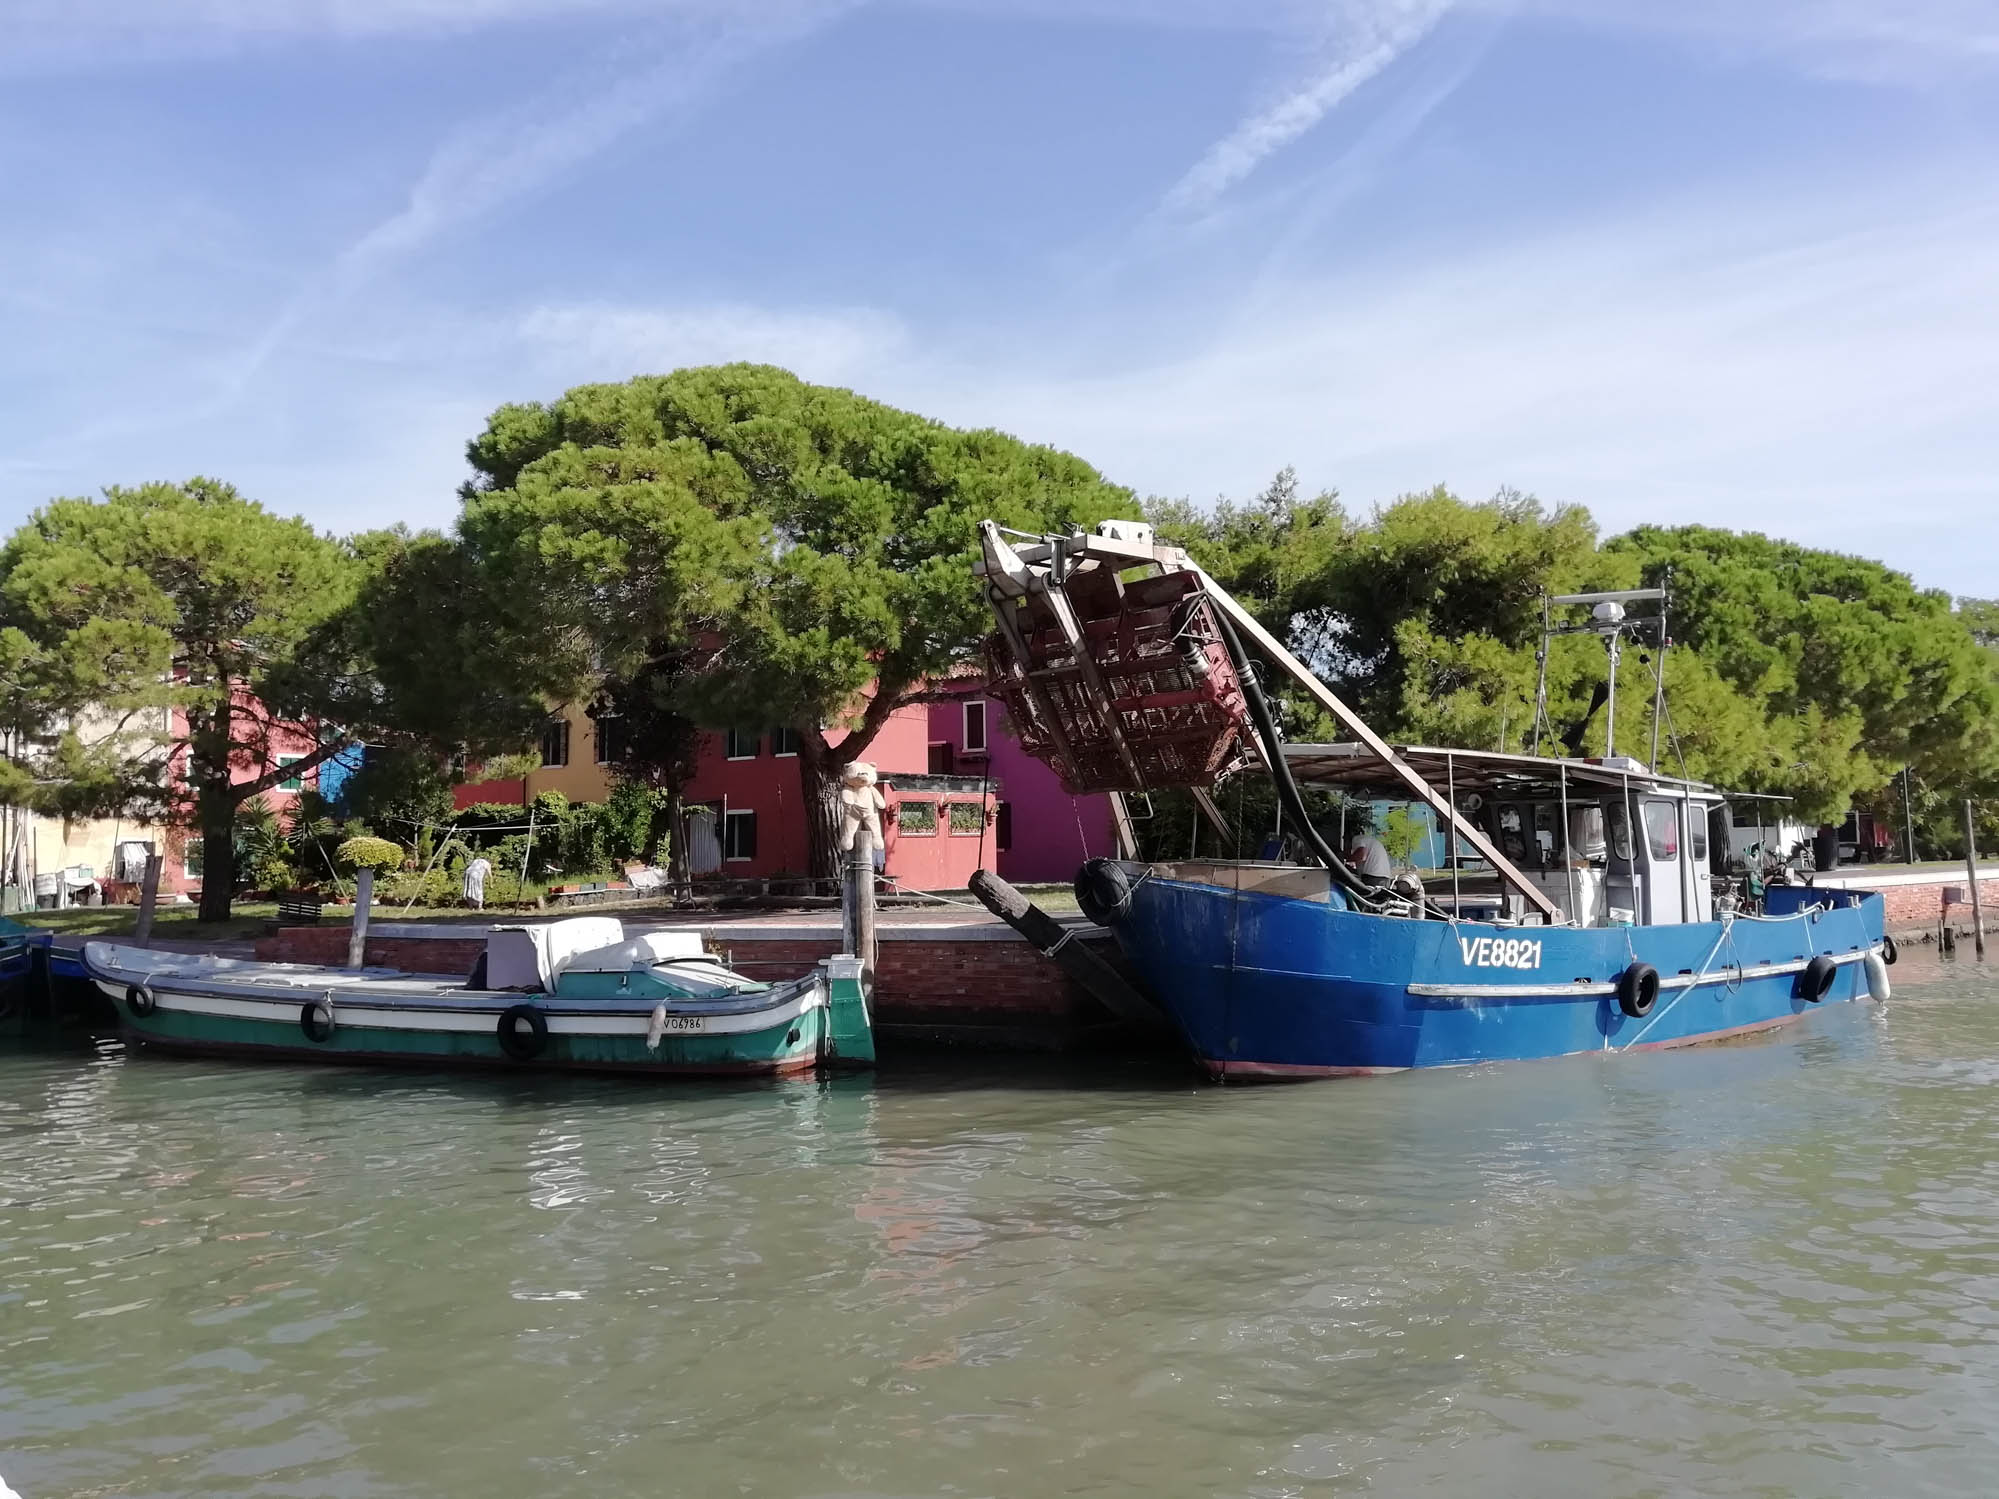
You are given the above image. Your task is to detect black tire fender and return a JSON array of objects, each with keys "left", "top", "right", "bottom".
[
  {"left": 1075, "top": 858, "right": 1134, "bottom": 927},
  {"left": 497, "top": 1003, "right": 549, "bottom": 1061},
  {"left": 301, "top": 999, "right": 336, "bottom": 1043},
  {"left": 126, "top": 983, "right": 156, "bottom": 1017},
  {"left": 1616, "top": 962, "right": 1659, "bottom": 1020},
  {"left": 1881, "top": 933, "right": 1898, "bottom": 966},
  {"left": 1799, "top": 954, "right": 1838, "bottom": 1002}
]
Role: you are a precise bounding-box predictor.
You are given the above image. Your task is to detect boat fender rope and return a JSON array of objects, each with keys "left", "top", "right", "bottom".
[
  {"left": 1075, "top": 859, "right": 1134, "bottom": 927},
  {"left": 126, "top": 983, "right": 155, "bottom": 1017},
  {"left": 1616, "top": 962, "right": 1660, "bottom": 1019},
  {"left": 497, "top": 1003, "right": 549, "bottom": 1061},
  {"left": 301, "top": 997, "right": 337, "bottom": 1043},
  {"left": 645, "top": 1003, "right": 668, "bottom": 1051},
  {"left": 1798, "top": 954, "right": 1838, "bottom": 1002}
]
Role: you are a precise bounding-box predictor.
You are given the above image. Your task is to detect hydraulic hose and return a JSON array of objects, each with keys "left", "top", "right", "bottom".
[{"left": 1209, "top": 603, "right": 1383, "bottom": 912}]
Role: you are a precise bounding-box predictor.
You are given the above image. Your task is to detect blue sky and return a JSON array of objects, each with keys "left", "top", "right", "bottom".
[{"left": 4, "top": 0, "right": 1996, "bottom": 595}]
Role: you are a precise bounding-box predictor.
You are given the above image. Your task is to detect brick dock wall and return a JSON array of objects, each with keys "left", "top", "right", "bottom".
[
  {"left": 1812, "top": 868, "right": 1999, "bottom": 935},
  {"left": 256, "top": 923, "right": 1126, "bottom": 1050}
]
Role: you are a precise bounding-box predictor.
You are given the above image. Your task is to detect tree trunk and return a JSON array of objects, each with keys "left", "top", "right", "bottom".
[
  {"left": 796, "top": 732, "right": 847, "bottom": 884},
  {"left": 190, "top": 674, "right": 240, "bottom": 924}
]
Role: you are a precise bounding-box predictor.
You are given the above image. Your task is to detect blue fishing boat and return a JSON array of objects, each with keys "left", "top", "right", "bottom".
[{"left": 977, "top": 521, "right": 1891, "bottom": 1079}]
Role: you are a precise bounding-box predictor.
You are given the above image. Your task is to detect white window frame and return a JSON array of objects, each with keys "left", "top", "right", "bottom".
[
  {"left": 724, "top": 728, "right": 759, "bottom": 761},
  {"left": 723, "top": 807, "right": 757, "bottom": 862},
  {"left": 540, "top": 718, "right": 570, "bottom": 768},
  {"left": 962, "top": 699, "right": 988, "bottom": 755},
  {"left": 897, "top": 801, "right": 938, "bottom": 837},
  {"left": 594, "top": 712, "right": 624, "bottom": 766}
]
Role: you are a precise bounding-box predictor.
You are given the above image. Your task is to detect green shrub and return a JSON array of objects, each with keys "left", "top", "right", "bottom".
[{"left": 336, "top": 835, "right": 406, "bottom": 875}]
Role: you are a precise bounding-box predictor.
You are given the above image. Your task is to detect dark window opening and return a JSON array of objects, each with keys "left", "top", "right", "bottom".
[
  {"left": 540, "top": 718, "right": 570, "bottom": 768},
  {"left": 723, "top": 809, "right": 758, "bottom": 861}
]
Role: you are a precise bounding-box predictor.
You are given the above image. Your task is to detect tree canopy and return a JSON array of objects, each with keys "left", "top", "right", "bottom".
[
  {"left": 1152, "top": 480, "right": 1999, "bottom": 827},
  {"left": 453, "top": 363, "right": 1137, "bottom": 874},
  {"left": 0, "top": 479, "right": 356, "bottom": 918}
]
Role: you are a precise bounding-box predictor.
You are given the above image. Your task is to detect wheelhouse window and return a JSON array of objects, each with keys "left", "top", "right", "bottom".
[
  {"left": 1642, "top": 799, "right": 1680, "bottom": 860},
  {"left": 540, "top": 718, "right": 570, "bottom": 768},
  {"left": 724, "top": 728, "right": 759, "bottom": 760},
  {"left": 962, "top": 699, "right": 988, "bottom": 754},
  {"left": 1690, "top": 808, "right": 1709, "bottom": 863},
  {"left": 1607, "top": 800, "right": 1634, "bottom": 862},
  {"left": 897, "top": 801, "right": 937, "bottom": 836},
  {"left": 722, "top": 809, "right": 757, "bottom": 861}
]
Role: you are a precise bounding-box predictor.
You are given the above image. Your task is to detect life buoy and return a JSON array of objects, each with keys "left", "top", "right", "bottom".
[
  {"left": 1076, "top": 858, "right": 1134, "bottom": 927},
  {"left": 1616, "top": 962, "right": 1659, "bottom": 1019},
  {"left": 1881, "top": 934, "right": 1898, "bottom": 966},
  {"left": 301, "top": 999, "right": 336, "bottom": 1043},
  {"left": 1798, "top": 954, "right": 1838, "bottom": 1002},
  {"left": 496, "top": 1003, "right": 549, "bottom": 1061},
  {"left": 126, "top": 983, "right": 156, "bottom": 1017}
]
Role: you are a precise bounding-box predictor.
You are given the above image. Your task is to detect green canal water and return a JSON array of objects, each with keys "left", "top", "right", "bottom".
[{"left": 5, "top": 956, "right": 1999, "bottom": 1498}]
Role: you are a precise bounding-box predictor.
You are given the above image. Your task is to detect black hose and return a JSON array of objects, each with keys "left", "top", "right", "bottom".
[{"left": 1209, "top": 604, "right": 1382, "bottom": 911}]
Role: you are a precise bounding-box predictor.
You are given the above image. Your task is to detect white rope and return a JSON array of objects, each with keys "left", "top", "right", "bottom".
[{"left": 874, "top": 875, "right": 988, "bottom": 910}]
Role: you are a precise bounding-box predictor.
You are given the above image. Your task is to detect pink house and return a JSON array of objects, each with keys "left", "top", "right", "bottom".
[
  {"left": 162, "top": 687, "right": 321, "bottom": 895},
  {"left": 926, "top": 680, "right": 1119, "bottom": 885}
]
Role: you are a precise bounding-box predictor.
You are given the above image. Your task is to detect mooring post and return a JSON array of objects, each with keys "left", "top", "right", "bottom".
[
  {"left": 133, "top": 853, "right": 164, "bottom": 946},
  {"left": 1965, "top": 800, "right": 1986, "bottom": 960},
  {"left": 347, "top": 867, "right": 375, "bottom": 970},
  {"left": 844, "top": 830, "right": 877, "bottom": 977}
]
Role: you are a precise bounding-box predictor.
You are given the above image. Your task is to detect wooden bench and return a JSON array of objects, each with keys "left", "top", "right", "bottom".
[{"left": 275, "top": 893, "right": 324, "bottom": 926}]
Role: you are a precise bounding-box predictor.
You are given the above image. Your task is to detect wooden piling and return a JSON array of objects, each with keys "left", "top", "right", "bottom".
[
  {"left": 347, "top": 867, "right": 374, "bottom": 969},
  {"left": 132, "top": 853, "right": 164, "bottom": 945},
  {"left": 844, "top": 830, "right": 876, "bottom": 976},
  {"left": 1966, "top": 800, "right": 1986, "bottom": 960}
]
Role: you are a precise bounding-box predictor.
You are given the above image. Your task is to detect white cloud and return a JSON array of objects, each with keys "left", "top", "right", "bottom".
[
  {"left": 518, "top": 301, "right": 909, "bottom": 385},
  {"left": 1159, "top": 0, "right": 1455, "bottom": 218},
  {"left": 1498, "top": 0, "right": 1999, "bottom": 82},
  {"left": 908, "top": 168, "right": 1999, "bottom": 595}
]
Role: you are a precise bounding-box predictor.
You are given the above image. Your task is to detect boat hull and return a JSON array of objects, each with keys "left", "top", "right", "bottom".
[
  {"left": 93, "top": 975, "right": 842, "bottom": 1077},
  {"left": 1109, "top": 876, "right": 1888, "bottom": 1078}
]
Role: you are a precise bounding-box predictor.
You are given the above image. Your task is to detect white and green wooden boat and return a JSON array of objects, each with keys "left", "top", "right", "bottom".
[{"left": 83, "top": 917, "right": 873, "bottom": 1076}]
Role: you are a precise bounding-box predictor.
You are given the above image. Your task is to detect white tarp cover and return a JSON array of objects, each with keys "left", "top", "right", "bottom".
[
  {"left": 561, "top": 930, "right": 707, "bottom": 972},
  {"left": 484, "top": 917, "right": 626, "bottom": 990}
]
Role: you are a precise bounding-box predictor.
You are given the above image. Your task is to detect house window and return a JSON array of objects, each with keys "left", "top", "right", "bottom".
[
  {"left": 723, "top": 808, "right": 758, "bottom": 862},
  {"left": 595, "top": 714, "right": 628, "bottom": 765},
  {"left": 928, "top": 742, "right": 954, "bottom": 775},
  {"left": 185, "top": 840, "right": 204, "bottom": 879},
  {"left": 963, "top": 699, "right": 988, "bottom": 754},
  {"left": 540, "top": 718, "right": 570, "bottom": 768},
  {"left": 725, "top": 728, "right": 759, "bottom": 760},
  {"left": 897, "top": 801, "right": 937, "bottom": 836},
  {"left": 949, "top": 802, "right": 983, "bottom": 836},
  {"left": 995, "top": 801, "right": 1012, "bottom": 852},
  {"left": 276, "top": 755, "right": 303, "bottom": 792},
  {"left": 771, "top": 727, "right": 800, "bottom": 757}
]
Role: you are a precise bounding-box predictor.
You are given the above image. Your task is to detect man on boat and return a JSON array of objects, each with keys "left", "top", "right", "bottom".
[{"left": 1348, "top": 830, "right": 1393, "bottom": 883}]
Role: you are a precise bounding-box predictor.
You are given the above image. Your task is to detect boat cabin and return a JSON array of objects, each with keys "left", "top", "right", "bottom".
[{"left": 1281, "top": 744, "right": 1725, "bottom": 929}]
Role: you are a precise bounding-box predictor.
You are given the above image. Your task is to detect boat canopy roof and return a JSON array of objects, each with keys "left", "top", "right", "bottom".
[{"left": 1280, "top": 742, "right": 1720, "bottom": 799}]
